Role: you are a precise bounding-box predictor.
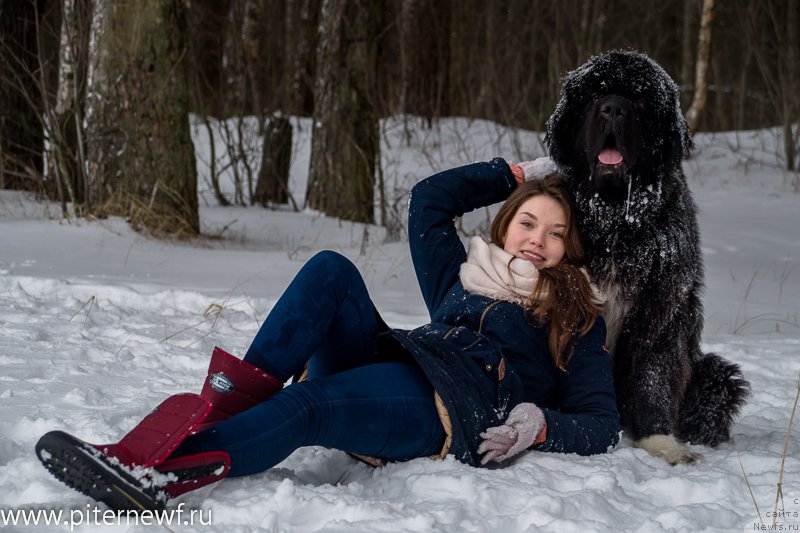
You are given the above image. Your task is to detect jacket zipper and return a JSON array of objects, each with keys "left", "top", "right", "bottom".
[{"left": 478, "top": 300, "right": 502, "bottom": 333}]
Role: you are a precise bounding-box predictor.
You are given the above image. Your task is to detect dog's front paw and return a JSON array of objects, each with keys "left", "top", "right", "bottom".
[{"left": 635, "top": 434, "right": 703, "bottom": 465}]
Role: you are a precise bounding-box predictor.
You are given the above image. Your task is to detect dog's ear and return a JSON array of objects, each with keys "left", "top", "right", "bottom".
[{"left": 545, "top": 73, "right": 587, "bottom": 173}]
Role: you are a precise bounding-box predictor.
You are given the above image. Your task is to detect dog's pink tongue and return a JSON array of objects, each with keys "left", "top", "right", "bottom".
[{"left": 598, "top": 148, "right": 623, "bottom": 165}]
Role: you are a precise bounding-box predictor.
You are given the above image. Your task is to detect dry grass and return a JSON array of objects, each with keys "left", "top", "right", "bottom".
[
  {"left": 91, "top": 184, "right": 199, "bottom": 239},
  {"left": 741, "top": 370, "right": 800, "bottom": 527}
]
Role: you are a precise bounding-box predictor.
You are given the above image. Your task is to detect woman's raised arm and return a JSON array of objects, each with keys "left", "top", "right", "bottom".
[{"left": 408, "top": 157, "right": 516, "bottom": 315}]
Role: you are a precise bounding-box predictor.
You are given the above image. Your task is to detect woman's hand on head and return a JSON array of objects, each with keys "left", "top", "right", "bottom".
[{"left": 513, "top": 157, "right": 559, "bottom": 183}]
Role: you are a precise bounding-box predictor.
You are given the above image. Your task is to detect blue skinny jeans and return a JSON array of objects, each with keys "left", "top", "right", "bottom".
[{"left": 174, "top": 251, "right": 445, "bottom": 476}]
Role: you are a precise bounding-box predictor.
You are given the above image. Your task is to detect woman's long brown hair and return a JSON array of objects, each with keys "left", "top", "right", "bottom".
[{"left": 489, "top": 175, "right": 603, "bottom": 371}]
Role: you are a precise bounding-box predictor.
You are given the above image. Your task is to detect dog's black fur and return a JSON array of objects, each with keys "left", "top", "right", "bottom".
[{"left": 545, "top": 50, "right": 749, "bottom": 460}]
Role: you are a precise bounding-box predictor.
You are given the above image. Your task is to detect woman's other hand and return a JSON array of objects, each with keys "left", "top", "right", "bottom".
[{"left": 477, "top": 402, "right": 545, "bottom": 464}]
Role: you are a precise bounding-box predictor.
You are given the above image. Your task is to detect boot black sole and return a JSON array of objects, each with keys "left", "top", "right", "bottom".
[{"left": 35, "top": 430, "right": 167, "bottom": 512}]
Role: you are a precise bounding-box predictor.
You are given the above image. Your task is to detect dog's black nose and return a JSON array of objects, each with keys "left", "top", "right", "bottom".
[{"left": 599, "top": 96, "right": 629, "bottom": 122}]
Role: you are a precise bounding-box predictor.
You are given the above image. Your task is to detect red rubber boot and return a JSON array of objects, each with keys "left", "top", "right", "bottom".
[
  {"left": 195, "top": 346, "right": 283, "bottom": 431},
  {"left": 35, "top": 347, "right": 283, "bottom": 511}
]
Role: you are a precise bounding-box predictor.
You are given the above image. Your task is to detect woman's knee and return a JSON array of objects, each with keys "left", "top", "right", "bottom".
[
  {"left": 307, "top": 250, "right": 355, "bottom": 271},
  {"left": 301, "top": 251, "right": 364, "bottom": 296},
  {"left": 304, "top": 251, "right": 360, "bottom": 280}
]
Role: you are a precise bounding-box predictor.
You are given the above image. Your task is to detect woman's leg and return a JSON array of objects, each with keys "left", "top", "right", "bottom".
[
  {"left": 173, "top": 362, "right": 445, "bottom": 476},
  {"left": 244, "top": 251, "right": 388, "bottom": 381},
  {"left": 35, "top": 252, "right": 400, "bottom": 511}
]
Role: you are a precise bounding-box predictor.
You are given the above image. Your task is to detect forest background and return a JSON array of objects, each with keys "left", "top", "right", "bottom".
[
  {"left": 2, "top": 3, "right": 800, "bottom": 530},
  {"left": 1, "top": 0, "right": 798, "bottom": 237}
]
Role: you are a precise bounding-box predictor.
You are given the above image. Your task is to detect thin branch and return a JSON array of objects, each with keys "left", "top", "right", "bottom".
[
  {"left": 772, "top": 371, "right": 800, "bottom": 526},
  {"left": 740, "top": 455, "right": 764, "bottom": 527}
]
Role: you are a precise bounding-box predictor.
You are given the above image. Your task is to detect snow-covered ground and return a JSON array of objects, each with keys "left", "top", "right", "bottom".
[{"left": 0, "top": 118, "right": 798, "bottom": 532}]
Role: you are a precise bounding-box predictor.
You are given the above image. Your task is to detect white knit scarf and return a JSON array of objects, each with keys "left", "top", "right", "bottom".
[
  {"left": 459, "top": 237, "right": 606, "bottom": 306},
  {"left": 459, "top": 237, "right": 540, "bottom": 304}
]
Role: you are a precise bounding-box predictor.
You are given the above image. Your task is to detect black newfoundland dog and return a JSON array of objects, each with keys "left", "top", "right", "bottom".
[{"left": 545, "top": 50, "right": 749, "bottom": 464}]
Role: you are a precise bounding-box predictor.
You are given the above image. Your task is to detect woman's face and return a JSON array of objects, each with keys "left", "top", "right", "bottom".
[{"left": 502, "top": 195, "right": 567, "bottom": 269}]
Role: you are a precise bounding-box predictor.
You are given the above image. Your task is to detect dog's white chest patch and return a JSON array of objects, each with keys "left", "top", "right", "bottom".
[{"left": 602, "top": 278, "right": 631, "bottom": 356}]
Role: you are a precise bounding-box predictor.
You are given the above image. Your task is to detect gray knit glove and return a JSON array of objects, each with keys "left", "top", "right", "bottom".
[
  {"left": 516, "top": 157, "right": 558, "bottom": 181},
  {"left": 477, "top": 402, "right": 545, "bottom": 464}
]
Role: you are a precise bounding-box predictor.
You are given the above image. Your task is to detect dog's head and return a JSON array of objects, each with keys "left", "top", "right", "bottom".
[{"left": 545, "top": 50, "right": 694, "bottom": 202}]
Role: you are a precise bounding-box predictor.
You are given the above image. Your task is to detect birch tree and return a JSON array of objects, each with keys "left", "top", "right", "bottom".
[{"left": 685, "top": 0, "right": 716, "bottom": 133}]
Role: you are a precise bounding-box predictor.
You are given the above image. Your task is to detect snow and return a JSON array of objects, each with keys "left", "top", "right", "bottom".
[{"left": 1, "top": 118, "right": 799, "bottom": 532}]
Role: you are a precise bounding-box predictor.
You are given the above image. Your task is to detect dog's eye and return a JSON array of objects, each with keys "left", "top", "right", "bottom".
[{"left": 636, "top": 99, "right": 646, "bottom": 110}]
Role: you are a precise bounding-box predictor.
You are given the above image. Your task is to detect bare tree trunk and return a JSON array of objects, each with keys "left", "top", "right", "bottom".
[
  {"left": 783, "top": 0, "right": 798, "bottom": 175},
  {"left": 254, "top": 115, "right": 293, "bottom": 206},
  {"left": 306, "top": 0, "right": 382, "bottom": 223},
  {"left": 185, "top": 2, "right": 229, "bottom": 205},
  {"left": 448, "top": 0, "right": 477, "bottom": 120},
  {"left": 685, "top": 0, "right": 716, "bottom": 133},
  {"left": 0, "top": 0, "right": 46, "bottom": 191},
  {"left": 735, "top": 45, "right": 753, "bottom": 131},
  {"left": 241, "top": 0, "right": 297, "bottom": 207},
  {"left": 52, "top": 0, "right": 91, "bottom": 206},
  {"left": 577, "top": 0, "right": 601, "bottom": 62},
  {"left": 400, "top": 0, "right": 446, "bottom": 122},
  {"left": 185, "top": 0, "right": 230, "bottom": 117},
  {"left": 680, "top": 0, "right": 696, "bottom": 110},
  {"left": 285, "top": 0, "right": 320, "bottom": 116},
  {"left": 217, "top": 1, "right": 249, "bottom": 207},
  {"left": 86, "top": 0, "right": 198, "bottom": 236}
]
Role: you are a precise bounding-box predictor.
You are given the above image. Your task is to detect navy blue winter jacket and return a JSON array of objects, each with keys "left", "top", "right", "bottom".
[{"left": 379, "top": 158, "right": 620, "bottom": 466}]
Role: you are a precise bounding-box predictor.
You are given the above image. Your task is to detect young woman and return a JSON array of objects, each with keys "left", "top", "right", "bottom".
[{"left": 36, "top": 158, "right": 620, "bottom": 512}]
